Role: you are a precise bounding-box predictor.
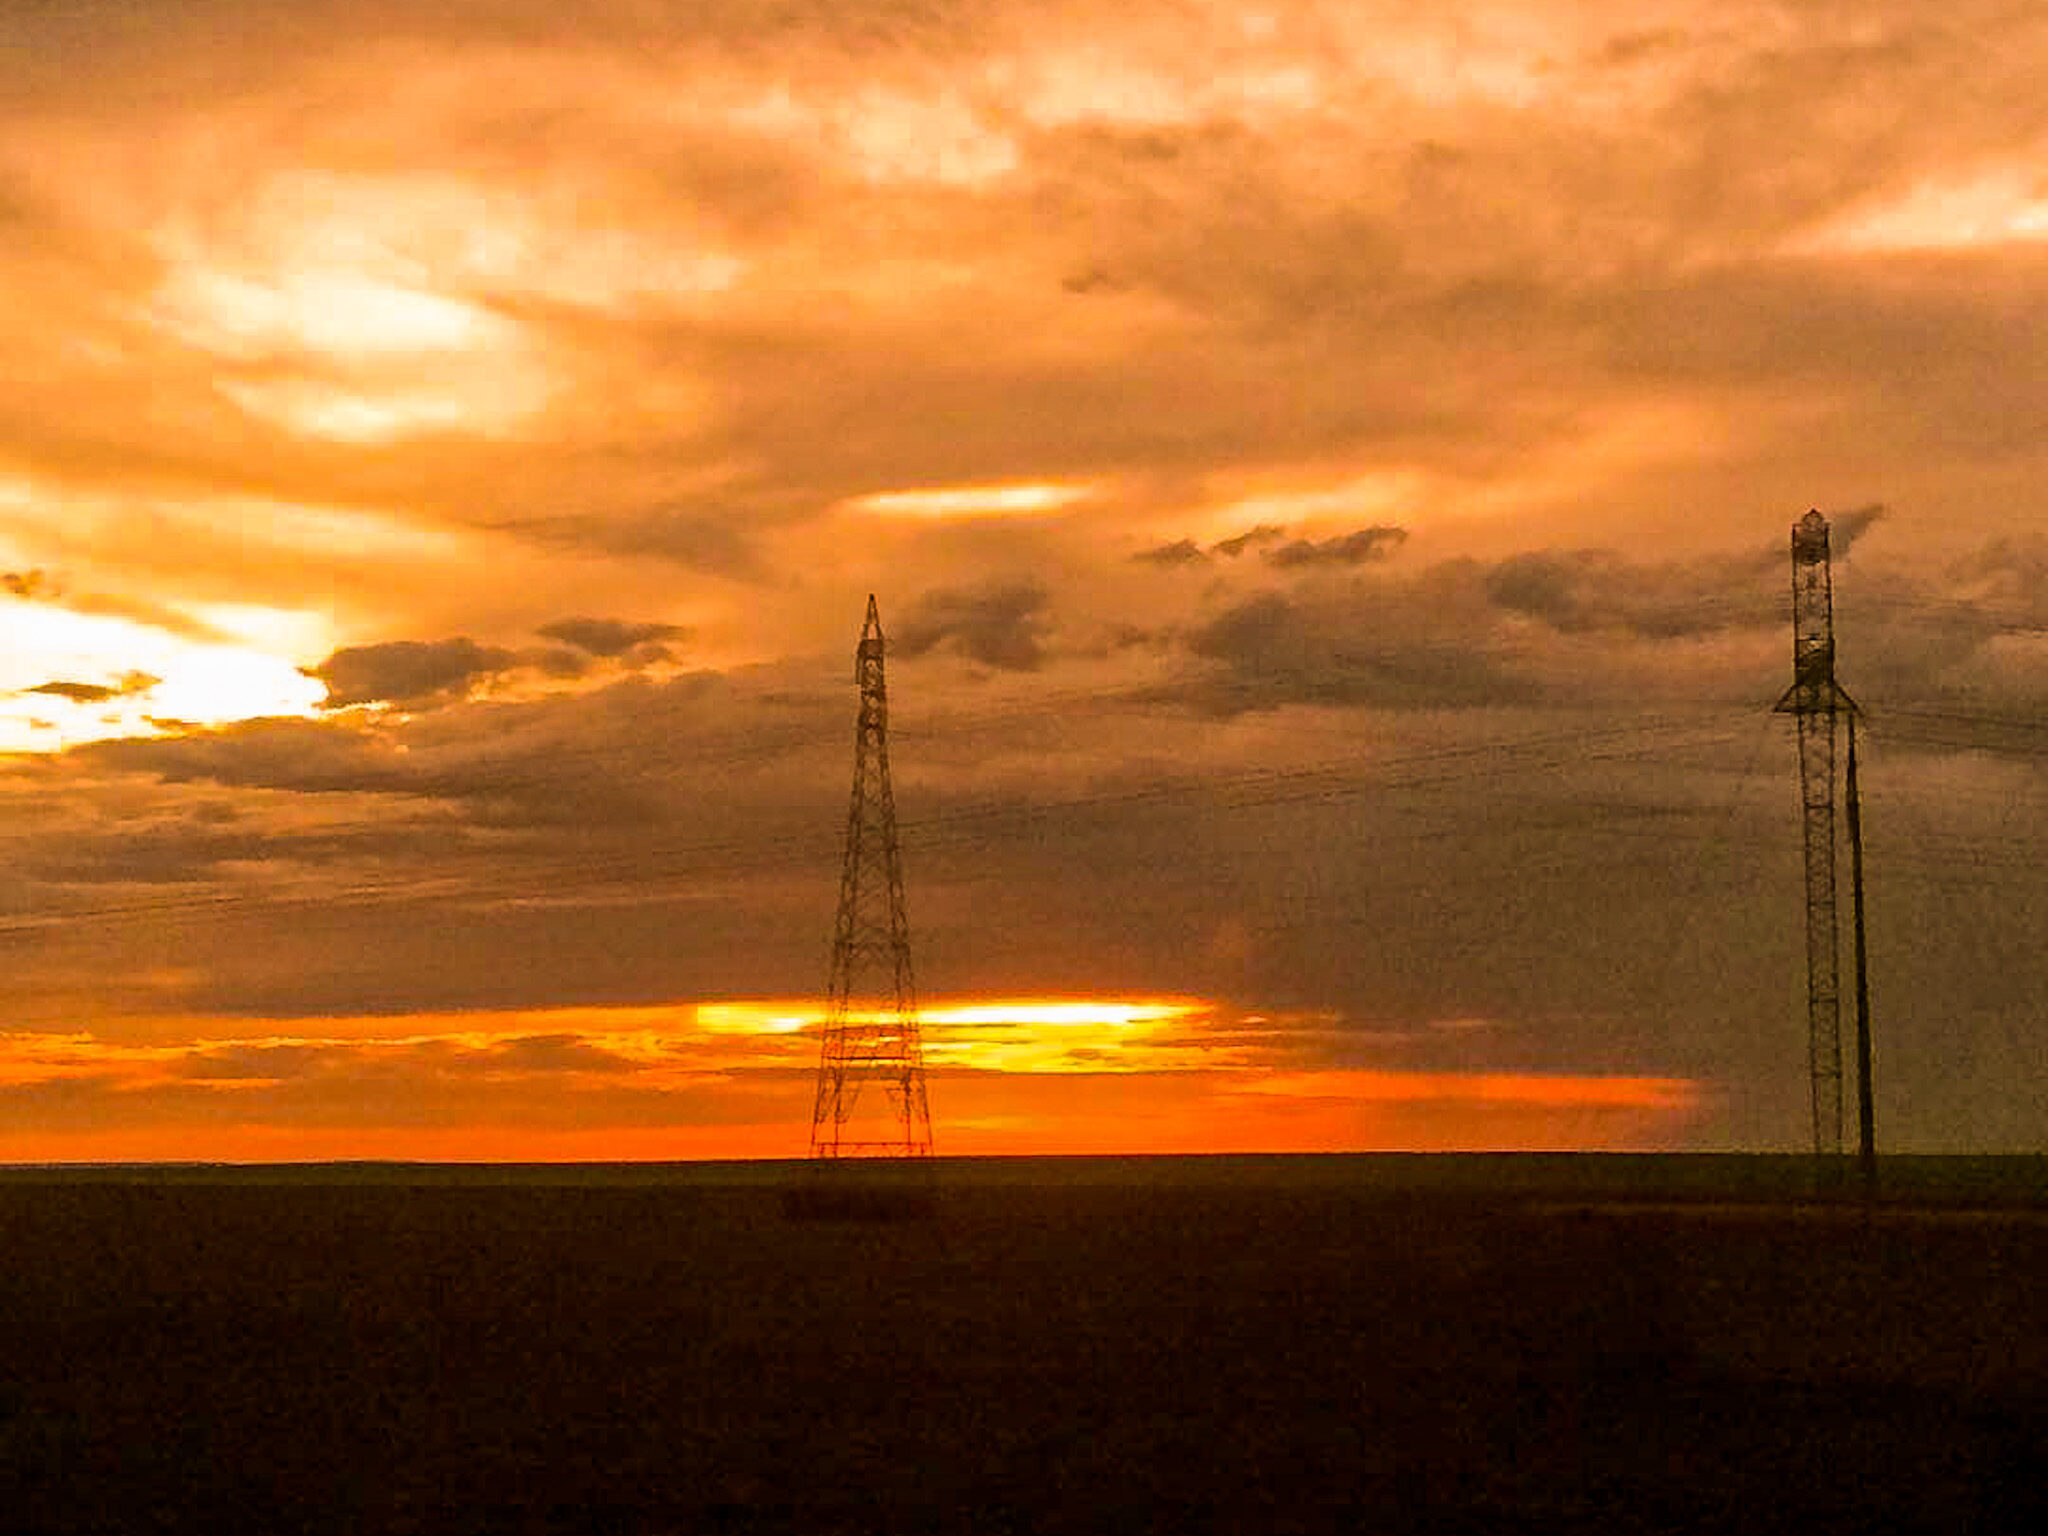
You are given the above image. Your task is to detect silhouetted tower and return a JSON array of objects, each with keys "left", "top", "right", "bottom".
[
  {"left": 1775, "top": 511, "right": 1860, "bottom": 1158},
  {"left": 809, "top": 596, "right": 934, "bottom": 1158}
]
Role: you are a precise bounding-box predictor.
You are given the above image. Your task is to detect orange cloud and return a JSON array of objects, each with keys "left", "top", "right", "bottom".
[{"left": 0, "top": 1004, "right": 1703, "bottom": 1162}]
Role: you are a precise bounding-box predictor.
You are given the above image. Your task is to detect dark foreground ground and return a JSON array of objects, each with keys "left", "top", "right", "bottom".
[{"left": 1, "top": 1155, "right": 2044, "bottom": 1534}]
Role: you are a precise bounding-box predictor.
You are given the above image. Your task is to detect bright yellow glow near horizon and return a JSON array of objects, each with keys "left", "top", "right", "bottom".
[
  {"left": 695, "top": 1003, "right": 816, "bottom": 1036},
  {"left": 0, "top": 1004, "right": 1707, "bottom": 1161},
  {"left": 919, "top": 1002, "right": 1193, "bottom": 1028},
  {"left": 3, "top": 1000, "right": 1212, "bottom": 1086},
  {"left": 918, "top": 998, "right": 1205, "bottom": 1073},
  {"left": 692, "top": 996, "right": 1205, "bottom": 1072},
  {"left": 841, "top": 482, "right": 1097, "bottom": 518}
]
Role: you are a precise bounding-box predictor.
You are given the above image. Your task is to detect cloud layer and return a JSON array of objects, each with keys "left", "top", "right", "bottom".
[{"left": 3, "top": 1, "right": 2047, "bottom": 1154}]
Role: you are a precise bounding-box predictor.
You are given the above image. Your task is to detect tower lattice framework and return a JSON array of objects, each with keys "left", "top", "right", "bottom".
[
  {"left": 809, "top": 595, "right": 933, "bottom": 1158},
  {"left": 1774, "top": 510, "right": 1858, "bottom": 1156}
]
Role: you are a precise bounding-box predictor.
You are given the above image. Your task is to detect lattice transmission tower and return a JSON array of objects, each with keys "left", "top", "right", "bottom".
[
  {"left": 1774, "top": 510, "right": 1861, "bottom": 1158},
  {"left": 809, "top": 596, "right": 934, "bottom": 1159}
]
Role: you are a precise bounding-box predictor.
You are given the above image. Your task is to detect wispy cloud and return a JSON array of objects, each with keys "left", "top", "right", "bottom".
[{"left": 2, "top": 0, "right": 2046, "bottom": 1153}]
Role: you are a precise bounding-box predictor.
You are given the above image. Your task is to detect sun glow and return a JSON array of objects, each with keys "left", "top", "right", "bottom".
[
  {"left": 0, "top": 601, "right": 327, "bottom": 751},
  {"left": 841, "top": 482, "right": 1097, "bottom": 518},
  {"left": 695, "top": 1002, "right": 816, "bottom": 1036},
  {"left": 0, "top": 1002, "right": 1706, "bottom": 1162},
  {"left": 689, "top": 995, "right": 1206, "bottom": 1071},
  {"left": 918, "top": 999, "right": 1204, "bottom": 1073}
]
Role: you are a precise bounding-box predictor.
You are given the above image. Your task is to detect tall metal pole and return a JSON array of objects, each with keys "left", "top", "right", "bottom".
[
  {"left": 809, "top": 595, "right": 934, "bottom": 1159},
  {"left": 1845, "top": 712, "right": 1876, "bottom": 1193},
  {"left": 1775, "top": 511, "right": 1850, "bottom": 1158}
]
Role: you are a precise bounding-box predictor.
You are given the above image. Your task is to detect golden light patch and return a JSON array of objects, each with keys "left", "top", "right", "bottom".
[
  {"left": 692, "top": 996, "right": 1206, "bottom": 1074},
  {"left": 695, "top": 1002, "right": 816, "bottom": 1036},
  {"left": 841, "top": 482, "right": 1096, "bottom": 518},
  {"left": 0, "top": 599, "right": 327, "bottom": 752},
  {"left": 146, "top": 169, "right": 556, "bottom": 442},
  {"left": 217, "top": 377, "right": 543, "bottom": 444},
  {"left": 920, "top": 1002, "right": 1192, "bottom": 1029},
  {"left": 1197, "top": 466, "right": 1427, "bottom": 536},
  {"left": 160, "top": 268, "right": 501, "bottom": 359},
  {"left": 183, "top": 602, "right": 340, "bottom": 658},
  {"left": 916, "top": 998, "right": 1206, "bottom": 1073},
  {"left": 145, "top": 644, "right": 328, "bottom": 728},
  {"left": 1797, "top": 169, "right": 2048, "bottom": 253}
]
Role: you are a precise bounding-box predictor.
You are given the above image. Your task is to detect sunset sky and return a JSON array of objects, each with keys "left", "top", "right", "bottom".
[{"left": 3, "top": 0, "right": 2046, "bottom": 1159}]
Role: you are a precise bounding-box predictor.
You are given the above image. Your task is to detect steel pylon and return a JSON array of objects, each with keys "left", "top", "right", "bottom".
[
  {"left": 809, "top": 596, "right": 933, "bottom": 1158},
  {"left": 1774, "top": 510, "right": 1857, "bottom": 1157}
]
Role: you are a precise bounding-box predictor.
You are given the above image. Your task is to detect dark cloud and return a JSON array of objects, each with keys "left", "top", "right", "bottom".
[
  {"left": 1264, "top": 526, "right": 1409, "bottom": 567},
  {"left": 1485, "top": 553, "right": 1587, "bottom": 629},
  {"left": 23, "top": 812, "right": 438, "bottom": 888},
  {"left": 208, "top": 1033, "right": 644, "bottom": 1079},
  {"left": 529, "top": 645, "right": 595, "bottom": 680},
  {"left": 60, "top": 671, "right": 825, "bottom": 859},
  {"left": 1180, "top": 586, "right": 1535, "bottom": 714},
  {"left": 308, "top": 639, "right": 523, "bottom": 710},
  {"left": 463, "top": 1034, "right": 640, "bottom": 1075},
  {"left": 493, "top": 506, "right": 765, "bottom": 577},
  {"left": 1142, "top": 524, "right": 1408, "bottom": 570},
  {"left": 1133, "top": 537, "right": 1206, "bottom": 566},
  {"left": 27, "top": 681, "right": 120, "bottom": 704},
  {"left": 174, "top": 1043, "right": 336, "bottom": 1081},
  {"left": 1948, "top": 535, "right": 2048, "bottom": 616},
  {"left": 74, "top": 716, "right": 421, "bottom": 796},
  {"left": 1212, "top": 525, "right": 1286, "bottom": 558},
  {"left": 24, "top": 671, "right": 159, "bottom": 705},
  {"left": 1827, "top": 504, "right": 1886, "bottom": 556},
  {"left": 1484, "top": 548, "right": 1779, "bottom": 640},
  {"left": 1061, "top": 265, "right": 1124, "bottom": 294},
  {"left": 537, "top": 616, "right": 689, "bottom": 658},
  {"left": 895, "top": 578, "right": 1053, "bottom": 670},
  {"left": 1595, "top": 27, "right": 1691, "bottom": 67}
]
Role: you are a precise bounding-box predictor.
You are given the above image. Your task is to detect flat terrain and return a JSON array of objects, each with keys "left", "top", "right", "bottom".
[{"left": 0, "top": 1157, "right": 2043, "bottom": 1533}]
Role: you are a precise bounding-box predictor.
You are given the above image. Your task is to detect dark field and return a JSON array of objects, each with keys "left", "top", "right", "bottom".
[{"left": 1, "top": 1156, "right": 2044, "bottom": 1534}]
